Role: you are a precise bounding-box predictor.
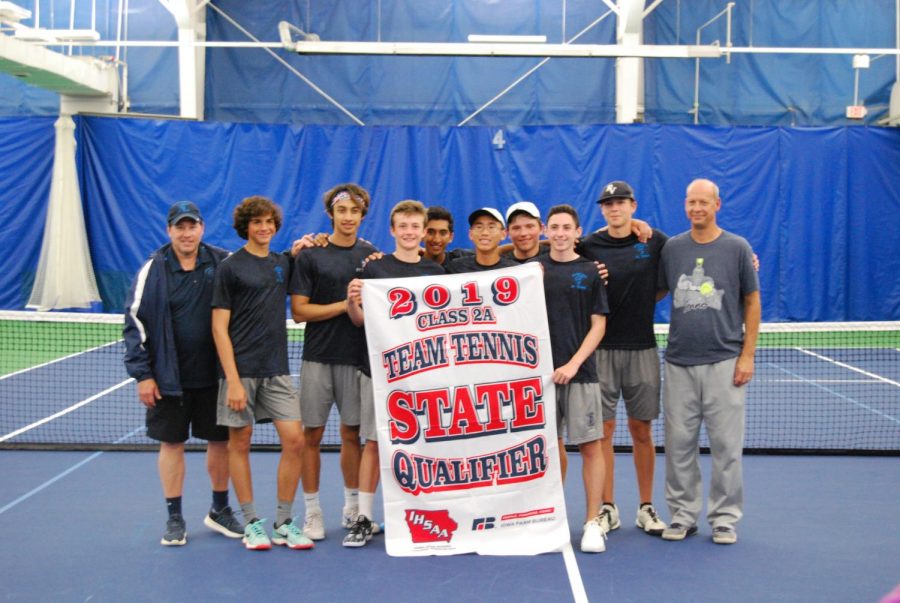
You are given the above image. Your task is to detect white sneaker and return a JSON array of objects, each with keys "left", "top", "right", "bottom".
[
  {"left": 636, "top": 504, "right": 666, "bottom": 535},
  {"left": 601, "top": 503, "right": 620, "bottom": 531},
  {"left": 581, "top": 516, "right": 607, "bottom": 553},
  {"left": 303, "top": 511, "right": 325, "bottom": 541},
  {"left": 342, "top": 505, "right": 358, "bottom": 529}
]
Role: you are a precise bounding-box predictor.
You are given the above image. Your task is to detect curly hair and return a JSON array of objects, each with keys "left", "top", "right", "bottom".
[
  {"left": 233, "top": 195, "right": 283, "bottom": 240},
  {"left": 322, "top": 183, "right": 370, "bottom": 217}
]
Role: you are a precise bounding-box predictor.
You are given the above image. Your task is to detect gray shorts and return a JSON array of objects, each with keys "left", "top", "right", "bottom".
[
  {"left": 359, "top": 372, "right": 377, "bottom": 442},
  {"left": 216, "top": 375, "right": 301, "bottom": 428},
  {"left": 556, "top": 382, "right": 604, "bottom": 446},
  {"left": 299, "top": 361, "right": 361, "bottom": 428},
  {"left": 597, "top": 348, "right": 661, "bottom": 422}
]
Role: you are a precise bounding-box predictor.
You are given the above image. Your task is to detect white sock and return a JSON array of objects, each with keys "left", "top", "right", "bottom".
[
  {"left": 358, "top": 491, "right": 375, "bottom": 521},
  {"left": 304, "top": 492, "right": 321, "bottom": 516},
  {"left": 344, "top": 487, "right": 359, "bottom": 509}
]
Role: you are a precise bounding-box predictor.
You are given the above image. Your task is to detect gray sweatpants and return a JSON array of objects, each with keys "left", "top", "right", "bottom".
[{"left": 663, "top": 357, "right": 746, "bottom": 529}]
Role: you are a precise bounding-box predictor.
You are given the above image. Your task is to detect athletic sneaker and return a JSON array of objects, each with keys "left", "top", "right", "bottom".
[
  {"left": 242, "top": 518, "right": 272, "bottom": 550},
  {"left": 161, "top": 513, "right": 187, "bottom": 546},
  {"left": 204, "top": 506, "right": 243, "bottom": 539},
  {"left": 712, "top": 526, "right": 738, "bottom": 545},
  {"left": 272, "top": 518, "right": 315, "bottom": 550},
  {"left": 343, "top": 515, "right": 374, "bottom": 548},
  {"left": 342, "top": 505, "right": 358, "bottom": 529},
  {"left": 580, "top": 516, "right": 607, "bottom": 553},
  {"left": 635, "top": 504, "right": 666, "bottom": 536},
  {"left": 303, "top": 510, "right": 325, "bottom": 541},
  {"left": 600, "top": 503, "right": 620, "bottom": 531},
  {"left": 662, "top": 522, "right": 698, "bottom": 541}
]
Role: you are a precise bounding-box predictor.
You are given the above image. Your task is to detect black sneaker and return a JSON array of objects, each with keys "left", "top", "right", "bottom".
[
  {"left": 161, "top": 513, "right": 187, "bottom": 546},
  {"left": 204, "top": 506, "right": 244, "bottom": 539},
  {"left": 662, "top": 522, "right": 698, "bottom": 541},
  {"left": 342, "top": 515, "right": 374, "bottom": 548}
]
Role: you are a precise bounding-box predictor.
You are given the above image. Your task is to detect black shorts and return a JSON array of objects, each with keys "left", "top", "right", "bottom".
[{"left": 146, "top": 386, "right": 228, "bottom": 443}]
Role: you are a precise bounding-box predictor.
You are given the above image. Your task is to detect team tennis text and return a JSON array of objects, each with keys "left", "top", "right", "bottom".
[{"left": 381, "top": 331, "right": 539, "bottom": 382}]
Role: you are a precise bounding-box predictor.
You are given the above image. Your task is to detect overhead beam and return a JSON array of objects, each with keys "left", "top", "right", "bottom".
[
  {"left": 282, "top": 41, "right": 722, "bottom": 59},
  {"left": 0, "top": 32, "right": 117, "bottom": 97}
]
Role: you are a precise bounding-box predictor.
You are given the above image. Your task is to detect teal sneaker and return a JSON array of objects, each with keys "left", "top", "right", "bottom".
[
  {"left": 272, "top": 518, "right": 314, "bottom": 550},
  {"left": 242, "top": 518, "right": 272, "bottom": 550}
]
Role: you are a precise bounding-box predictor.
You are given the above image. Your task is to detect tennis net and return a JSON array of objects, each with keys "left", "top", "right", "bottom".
[{"left": 1, "top": 311, "right": 898, "bottom": 453}]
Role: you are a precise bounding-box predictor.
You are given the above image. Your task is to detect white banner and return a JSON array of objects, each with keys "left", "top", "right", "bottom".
[{"left": 363, "top": 262, "right": 569, "bottom": 556}]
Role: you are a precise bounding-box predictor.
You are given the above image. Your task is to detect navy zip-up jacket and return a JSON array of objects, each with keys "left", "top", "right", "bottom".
[{"left": 123, "top": 242, "right": 229, "bottom": 396}]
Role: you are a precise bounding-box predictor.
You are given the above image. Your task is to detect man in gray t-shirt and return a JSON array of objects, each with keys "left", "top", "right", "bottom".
[{"left": 657, "top": 178, "right": 761, "bottom": 546}]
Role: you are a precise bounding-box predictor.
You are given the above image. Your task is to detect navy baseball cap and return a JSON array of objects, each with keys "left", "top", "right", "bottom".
[
  {"left": 167, "top": 201, "right": 202, "bottom": 225},
  {"left": 597, "top": 181, "right": 635, "bottom": 204}
]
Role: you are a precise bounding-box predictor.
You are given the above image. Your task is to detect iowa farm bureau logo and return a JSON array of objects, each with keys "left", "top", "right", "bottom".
[
  {"left": 404, "top": 509, "right": 458, "bottom": 543},
  {"left": 472, "top": 516, "right": 495, "bottom": 530}
]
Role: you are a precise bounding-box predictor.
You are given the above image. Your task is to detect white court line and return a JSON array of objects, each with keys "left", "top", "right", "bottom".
[
  {"left": 0, "top": 378, "right": 134, "bottom": 442},
  {"left": 762, "top": 379, "right": 885, "bottom": 384},
  {"left": 0, "top": 426, "right": 145, "bottom": 516},
  {"left": 561, "top": 542, "right": 589, "bottom": 603},
  {"left": 0, "top": 339, "right": 123, "bottom": 382},
  {"left": 795, "top": 347, "right": 900, "bottom": 388},
  {"left": 769, "top": 363, "right": 900, "bottom": 426}
]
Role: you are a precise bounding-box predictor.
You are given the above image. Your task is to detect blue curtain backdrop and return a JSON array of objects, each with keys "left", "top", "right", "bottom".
[
  {"left": 2, "top": 116, "right": 898, "bottom": 319},
  {"left": 1, "top": 0, "right": 895, "bottom": 126},
  {"left": 0, "top": 117, "right": 55, "bottom": 308}
]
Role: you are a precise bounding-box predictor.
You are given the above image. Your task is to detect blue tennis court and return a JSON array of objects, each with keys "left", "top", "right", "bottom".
[
  {"left": 1, "top": 449, "right": 897, "bottom": 602},
  {"left": 1, "top": 315, "right": 898, "bottom": 601}
]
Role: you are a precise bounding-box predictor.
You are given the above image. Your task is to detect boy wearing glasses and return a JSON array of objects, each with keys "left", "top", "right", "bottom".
[{"left": 447, "top": 208, "right": 518, "bottom": 273}]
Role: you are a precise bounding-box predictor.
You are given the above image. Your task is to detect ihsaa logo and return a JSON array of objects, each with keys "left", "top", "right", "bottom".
[
  {"left": 404, "top": 509, "right": 458, "bottom": 543},
  {"left": 472, "top": 516, "right": 496, "bottom": 531}
]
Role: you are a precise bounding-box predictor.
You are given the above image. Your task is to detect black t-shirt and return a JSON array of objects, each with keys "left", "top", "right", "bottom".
[
  {"left": 211, "top": 248, "right": 291, "bottom": 377},
  {"left": 437, "top": 247, "right": 473, "bottom": 270},
  {"left": 166, "top": 246, "right": 218, "bottom": 388},
  {"left": 577, "top": 228, "right": 668, "bottom": 349},
  {"left": 358, "top": 254, "right": 446, "bottom": 375},
  {"left": 501, "top": 245, "right": 549, "bottom": 264},
  {"left": 537, "top": 255, "right": 609, "bottom": 383},
  {"left": 446, "top": 254, "right": 518, "bottom": 274},
  {"left": 288, "top": 239, "right": 378, "bottom": 365}
]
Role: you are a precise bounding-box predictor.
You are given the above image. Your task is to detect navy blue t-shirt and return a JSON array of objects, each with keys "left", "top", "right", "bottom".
[
  {"left": 501, "top": 245, "right": 549, "bottom": 264},
  {"left": 357, "top": 254, "right": 445, "bottom": 376},
  {"left": 166, "top": 246, "right": 218, "bottom": 388},
  {"left": 211, "top": 248, "right": 291, "bottom": 378},
  {"left": 537, "top": 255, "right": 609, "bottom": 383},
  {"left": 446, "top": 254, "right": 518, "bottom": 273},
  {"left": 577, "top": 228, "right": 668, "bottom": 350},
  {"left": 437, "top": 247, "right": 472, "bottom": 270},
  {"left": 289, "top": 239, "right": 378, "bottom": 365}
]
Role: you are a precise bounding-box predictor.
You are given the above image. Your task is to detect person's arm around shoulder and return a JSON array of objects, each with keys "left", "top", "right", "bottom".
[
  {"left": 553, "top": 314, "right": 606, "bottom": 385},
  {"left": 733, "top": 290, "right": 761, "bottom": 387}
]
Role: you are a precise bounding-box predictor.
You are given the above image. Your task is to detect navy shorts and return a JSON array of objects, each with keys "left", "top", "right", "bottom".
[{"left": 146, "top": 386, "right": 228, "bottom": 443}]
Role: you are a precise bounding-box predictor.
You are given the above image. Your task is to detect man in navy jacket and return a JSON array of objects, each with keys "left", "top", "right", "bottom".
[{"left": 124, "top": 201, "right": 242, "bottom": 546}]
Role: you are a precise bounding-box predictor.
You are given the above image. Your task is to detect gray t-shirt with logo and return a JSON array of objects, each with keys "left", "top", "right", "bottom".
[{"left": 658, "top": 230, "right": 759, "bottom": 366}]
